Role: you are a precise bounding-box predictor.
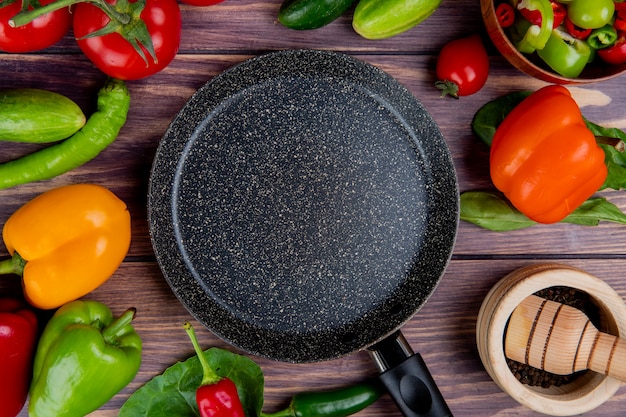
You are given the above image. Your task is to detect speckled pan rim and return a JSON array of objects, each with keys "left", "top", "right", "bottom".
[{"left": 147, "top": 49, "right": 459, "bottom": 363}]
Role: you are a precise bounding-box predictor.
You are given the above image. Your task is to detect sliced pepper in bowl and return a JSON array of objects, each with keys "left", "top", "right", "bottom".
[
  {"left": 512, "top": 0, "right": 555, "bottom": 53},
  {"left": 537, "top": 26, "right": 592, "bottom": 78},
  {"left": 598, "top": 35, "right": 626, "bottom": 64}
]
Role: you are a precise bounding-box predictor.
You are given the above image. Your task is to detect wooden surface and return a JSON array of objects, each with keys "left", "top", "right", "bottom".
[{"left": 2, "top": 0, "right": 626, "bottom": 416}]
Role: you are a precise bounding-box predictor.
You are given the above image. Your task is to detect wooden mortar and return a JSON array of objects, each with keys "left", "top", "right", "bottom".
[{"left": 476, "top": 263, "right": 626, "bottom": 416}]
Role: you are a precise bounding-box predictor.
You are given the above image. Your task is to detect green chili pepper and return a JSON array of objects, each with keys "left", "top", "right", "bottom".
[
  {"left": 537, "top": 26, "right": 592, "bottom": 78},
  {"left": 262, "top": 381, "right": 385, "bottom": 417},
  {"left": 0, "top": 78, "right": 130, "bottom": 190},
  {"left": 513, "top": 0, "right": 554, "bottom": 53},
  {"left": 587, "top": 23, "right": 618, "bottom": 49},
  {"left": 29, "top": 300, "right": 142, "bottom": 417}
]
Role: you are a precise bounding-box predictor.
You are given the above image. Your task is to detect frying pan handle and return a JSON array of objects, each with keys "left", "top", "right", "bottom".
[{"left": 369, "top": 331, "right": 454, "bottom": 417}]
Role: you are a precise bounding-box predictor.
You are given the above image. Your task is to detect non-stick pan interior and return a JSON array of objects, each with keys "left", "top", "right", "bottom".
[{"left": 148, "top": 49, "right": 458, "bottom": 362}]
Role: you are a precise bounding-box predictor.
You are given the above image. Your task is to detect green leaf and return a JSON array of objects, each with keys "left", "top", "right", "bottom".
[
  {"left": 561, "top": 197, "right": 626, "bottom": 226},
  {"left": 470, "top": 91, "right": 531, "bottom": 146},
  {"left": 585, "top": 119, "right": 626, "bottom": 191},
  {"left": 461, "top": 191, "right": 626, "bottom": 231},
  {"left": 460, "top": 191, "right": 536, "bottom": 231},
  {"left": 119, "top": 347, "right": 264, "bottom": 417}
]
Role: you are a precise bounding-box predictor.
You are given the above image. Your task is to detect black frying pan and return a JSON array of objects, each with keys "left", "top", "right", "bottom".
[{"left": 148, "top": 49, "right": 458, "bottom": 417}]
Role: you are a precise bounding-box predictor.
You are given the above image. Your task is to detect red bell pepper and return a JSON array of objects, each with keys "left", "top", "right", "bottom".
[
  {"left": 518, "top": 0, "right": 566, "bottom": 28},
  {"left": 564, "top": 16, "right": 592, "bottom": 39},
  {"left": 496, "top": 3, "right": 516, "bottom": 28},
  {"left": 183, "top": 322, "right": 246, "bottom": 417},
  {"left": 490, "top": 85, "right": 607, "bottom": 224},
  {"left": 597, "top": 35, "right": 626, "bottom": 65},
  {"left": 0, "top": 297, "right": 38, "bottom": 417}
]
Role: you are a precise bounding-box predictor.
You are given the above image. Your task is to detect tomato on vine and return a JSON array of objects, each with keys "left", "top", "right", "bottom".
[
  {"left": 0, "top": 0, "right": 71, "bottom": 52},
  {"left": 435, "top": 34, "right": 490, "bottom": 99},
  {"left": 9, "top": 0, "right": 181, "bottom": 80},
  {"left": 73, "top": 0, "right": 181, "bottom": 80}
]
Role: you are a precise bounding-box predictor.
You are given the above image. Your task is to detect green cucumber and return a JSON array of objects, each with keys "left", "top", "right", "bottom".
[
  {"left": 278, "top": 0, "right": 357, "bottom": 30},
  {"left": 0, "top": 88, "right": 86, "bottom": 143},
  {"left": 352, "top": 0, "right": 442, "bottom": 40}
]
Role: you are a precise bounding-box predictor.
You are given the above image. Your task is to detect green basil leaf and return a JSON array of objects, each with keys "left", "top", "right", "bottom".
[
  {"left": 584, "top": 119, "right": 626, "bottom": 191},
  {"left": 562, "top": 197, "right": 626, "bottom": 226},
  {"left": 470, "top": 91, "right": 531, "bottom": 146},
  {"left": 119, "top": 347, "right": 264, "bottom": 417},
  {"left": 461, "top": 192, "right": 626, "bottom": 231},
  {"left": 460, "top": 191, "right": 536, "bottom": 231}
]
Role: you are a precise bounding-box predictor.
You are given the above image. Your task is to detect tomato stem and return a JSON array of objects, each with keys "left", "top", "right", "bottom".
[{"left": 9, "top": 0, "right": 131, "bottom": 27}]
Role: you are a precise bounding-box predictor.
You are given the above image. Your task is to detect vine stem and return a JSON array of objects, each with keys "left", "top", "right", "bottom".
[{"left": 9, "top": 0, "right": 131, "bottom": 27}]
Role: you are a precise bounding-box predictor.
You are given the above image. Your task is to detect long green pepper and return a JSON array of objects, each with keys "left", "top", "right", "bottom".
[
  {"left": 0, "top": 78, "right": 130, "bottom": 190},
  {"left": 262, "top": 381, "right": 385, "bottom": 417}
]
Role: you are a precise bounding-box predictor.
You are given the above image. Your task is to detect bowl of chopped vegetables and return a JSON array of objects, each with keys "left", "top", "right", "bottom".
[{"left": 481, "top": 0, "right": 626, "bottom": 83}]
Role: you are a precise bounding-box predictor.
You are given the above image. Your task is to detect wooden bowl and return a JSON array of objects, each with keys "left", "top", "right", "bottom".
[
  {"left": 476, "top": 264, "right": 626, "bottom": 416},
  {"left": 480, "top": 0, "right": 626, "bottom": 84}
]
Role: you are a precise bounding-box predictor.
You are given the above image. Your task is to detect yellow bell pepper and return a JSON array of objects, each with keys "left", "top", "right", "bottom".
[{"left": 0, "top": 184, "right": 131, "bottom": 309}]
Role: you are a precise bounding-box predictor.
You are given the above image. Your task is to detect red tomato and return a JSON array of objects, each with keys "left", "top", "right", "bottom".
[
  {"left": 73, "top": 0, "right": 181, "bottom": 80},
  {"left": 179, "top": 0, "right": 224, "bottom": 6},
  {"left": 435, "top": 34, "right": 489, "bottom": 99},
  {"left": 0, "top": 0, "right": 71, "bottom": 52}
]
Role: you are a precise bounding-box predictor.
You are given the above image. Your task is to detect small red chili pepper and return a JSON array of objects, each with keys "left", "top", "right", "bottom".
[
  {"left": 597, "top": 35, "right": 626, "bottom": 65},
  {"left": 615, "top": 1, "right": 626, "bottom": 12},
  {"left": 496, "top": 2, "right": 515, "bottom": 28},
  {"left": 0, "top": 297, "right": 38, "bottom": 417},
  {"left": 183, "top": 322, "right": 246, "bottom": 417},
  {"left": 564, "top": 16, "right": 592, "bottom": 39},
  {"left": 614, "top": 16, "right": 626, "bottom": 33},
  {"left": 519, "top": 0, "right": 566, "bottom": 28}
]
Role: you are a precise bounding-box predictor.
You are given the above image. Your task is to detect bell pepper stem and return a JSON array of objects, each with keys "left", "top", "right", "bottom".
[
  {"left": 183, "top": 321, "right": 221, "bottom": 386},
  {"left": 102, "top": 308, "right": 136, "bottom": 345},
  {"left": 596, "top": 136, "right": 626, "bottom": 152},
  {"left": 0, "top": 252, "right": 26, "bottom": 276},
  {"left": 9, "top": 0, "right": 131, "bottom": 27}
]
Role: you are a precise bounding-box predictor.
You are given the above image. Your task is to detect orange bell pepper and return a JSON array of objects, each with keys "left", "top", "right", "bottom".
[
  {"left": 0, "top": 184, "right": 131, "bottom": 309},
  {"left": 490, "top": 85, "right": 607, "bottom": 224}
]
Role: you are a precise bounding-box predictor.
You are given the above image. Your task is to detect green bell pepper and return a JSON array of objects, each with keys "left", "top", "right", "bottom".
[
  {"left": 29, "top": 300, "right": 142, "bottom": 417},
  {"left": 567, "top": 0, "right": 614, "bottom": 29},
  {"left": 537, "top": 26, "right": 592, "bottom": 78},
  {"left": 513, "top": 0, "right": 554, "bottom": 53}
]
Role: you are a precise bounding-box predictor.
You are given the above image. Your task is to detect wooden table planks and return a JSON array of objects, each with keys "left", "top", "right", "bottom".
[{"left": 2, "top": 0, "right": 626, "bottom": 416}]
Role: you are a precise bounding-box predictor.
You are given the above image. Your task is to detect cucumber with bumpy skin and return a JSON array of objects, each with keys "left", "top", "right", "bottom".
[
  {"left": 0, "top": 88, "right": 86, "bottom": 143},
  {"left": 278, "top": 0, "right": 356, "bottom": 30},
  {"left": 352, "top": 0, "right": 442, "bottom": 40}
]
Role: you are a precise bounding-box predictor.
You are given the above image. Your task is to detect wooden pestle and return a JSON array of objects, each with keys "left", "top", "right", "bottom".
[{"left": 505, "top": 294, "right": 626, "bottom": 382}]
